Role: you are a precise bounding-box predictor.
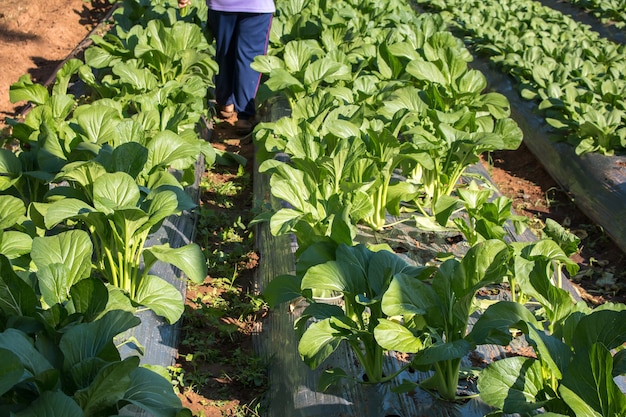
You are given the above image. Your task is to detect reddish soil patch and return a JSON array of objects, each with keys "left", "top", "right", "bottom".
[{"left": 0, "top": 0, "right": 112, "bottom": 128}]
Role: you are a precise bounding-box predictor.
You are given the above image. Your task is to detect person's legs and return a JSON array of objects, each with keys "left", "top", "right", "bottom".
[
  {"left": 208, "top": 10, "right": 238, "bottom": 111},
  {"left": 233, "top": 12, "right": 272, "bottom": 120}
]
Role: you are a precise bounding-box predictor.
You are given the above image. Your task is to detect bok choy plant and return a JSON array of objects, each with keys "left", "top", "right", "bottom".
[
  {"left": 256, "top": 132, "right": 366, "bottom": 253},
  {"left": 43, "top": 169, "right": 207, "bottom": 324},
  {"left": 376, "top": 37, "right": 523, "bottom": 218},
  {"left": 264, "top": 243, "right": 432, "bottom": 387},
  {"left": 0, "top": 194, "right": 35, "bottom": 271},
  {"left": 473, "top": 302, "right": 626, "bottom": 416},
  {"left": 0, "top": 240, "right": 190, "bottom": 416},
  {"left": 376, "top": 239, "right": 510, "bottom": 401}
]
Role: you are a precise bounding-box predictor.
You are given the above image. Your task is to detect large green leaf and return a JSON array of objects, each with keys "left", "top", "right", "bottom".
[
  {"left": 558, "top": 386, "right": 603, "bottom": 417},
  {"left": 453, "top": 239, "right": 509, "bottom": 297},
  {"left": 0, "top": 255, "right": 39, "bottom": 317},
  {"left": 264, "top": 68, "right": 305, "bottom": 93},
  {"left": 32, "top": 231, "right": 93, "bottom": 305},
  {"left": 74, "top": 103, "right": 121, "bottom": 145},
  {"left": 406, "top": 60, "right": 447, "bottom": 85},
  {"left": 411, "top": 339, "right": 471, "bottom": 366},
  {"left": 381, "top": 272, "right": 440, "bottom": 317},
  {"left": 283, "top": 39, "right": 323, "bottom": 73},
  {"left": 121, "top": 367, "right": 187, "bottom": 417},
  {"left": 301, "top": 260, "right": 361, "bottom": 295},
  {"left": 111, "top": 61, "right": 158, "bottom": 92},
  {"left": 54, "top": 160, "right": 107, "bottom": 190},
  {"left": 303, "top": 58, "right": 351, "bottom": 87},
  {"left": 526, "top": 323, "right": 571, "bottom": 380},
  {"left": 561, "top": 343, "right": 626, "bottom": 416},
  {"left": 367, "top": 249, "right": 422, "bottom": 295},
  {"left": 495, "top": 117, "right": 524, "bottom": 149},
  {"left": 263, "top": 274, "right": 302, "bottom": 308},
  {"left": 134, "top": 274, "right": 184, "bottom": 324},
  {"left": 143, "top": 190, "right": 180, "bottom": 229},
  {"left": 12, "top": 391, "right": 85, "bottom": 417},
  {"left": 570, "top": 310, "right": 626, "bottom": 354},
  {"left": 264, "top": 162, "right": 311, "bottom": 209},
  {"left": 374, "top": 318, "right": 426, "bottom": 353},
  {"left": 250, "top": 54, "right": 285, "bottom": 74},
  {"left": 112, "top": 119, "right": 146, "bottom": 147},
  {"left": 74, "top": 356, "right": 139, "bottom": 416},
  {"left": 0, "top": 149, "right": 22, "bottom": 191},
  {"left": 470, "top": 300, "right": 538, "bottom": 345},
  {"left": 478, "top": 356, "right": 547, "bottom": 414},
  {"left": 110, "top": 142, "right": 149, "bottom": 178},
  {"left": 143, "top": 243, "right": 207, "bottom": 285},
  {"left": 52, "top": 58, "right": 83, "bottom": 96},
  {"left": 9, "top": 74, "right": 49, "bottom": 105},
  {"left": 456, "top": 69, "right": 487, "bottom": 95},
  {"left": 298, "top": 317, "right": 348, "bottom": 369},
  {"left": 0, "top": 195, "right": 26, "bottom": 229},
  {"left": 0, "top": 328, "right": 54, "bottom": 377},
  {"left": 60, "top": 310, "right": 140, "bottom": 368},
  {"left": 69, "top": 278, "right": 109, "bottom": 322},
  {"left": 145, "top": 130, "right": 202, "bottom": 173},
  {"left": 44, "top": 198, "right": 95, "bottom": 229},
  {"left": 93, "top": 172, "right": 141, "bottom": 213},
  {"left": 526, "top": 239, "right": 579, "bottom": 276},
  {"left": 84, "top": 37, "right": 123, "bottom": 68},
  {"left": 0, "top": 230, "right": 33, "bottom": 260},
  {"left": 0, "top": 348, "right": 25, "bottom": 396},
  {"left": 36, "top": 263, "right": 76, "bottom": 308},
  {"left": 38, "top": 124, "right": 68, "bottom": 173},
  {"left": 269, "top": 208, "right": 306, "bottom": 236}
]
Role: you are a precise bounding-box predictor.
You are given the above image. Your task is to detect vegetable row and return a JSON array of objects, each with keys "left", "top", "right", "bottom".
[
  {"left": 0, "top": 0, "right": 218, "bottom": 415},
  {"left": 566, "top": 0, "right": 626, "bottom": 28},
  {"left": 257, "top": 0, "right": 626, "bottom": 415},
  {"left": 418, "top": 0, "right": 626, "bottom": 155}
]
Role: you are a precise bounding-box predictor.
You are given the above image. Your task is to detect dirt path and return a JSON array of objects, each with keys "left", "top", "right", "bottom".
[{"left": 0, "top": 0, "right": 111, "bottom": 126}]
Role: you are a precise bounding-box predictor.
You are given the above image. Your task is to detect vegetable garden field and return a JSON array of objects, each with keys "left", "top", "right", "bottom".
[{"left": 0, "top": 0, "right": 625, "bottom": 416}]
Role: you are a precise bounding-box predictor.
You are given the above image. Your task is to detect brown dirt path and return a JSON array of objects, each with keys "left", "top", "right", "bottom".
[{"left": 0, "top": 0, "right": 111, "bottom": 128}]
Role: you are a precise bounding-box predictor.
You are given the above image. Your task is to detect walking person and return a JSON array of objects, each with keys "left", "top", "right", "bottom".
[{"left": 179, "top": 0, "right": 275, "bottom": 135}]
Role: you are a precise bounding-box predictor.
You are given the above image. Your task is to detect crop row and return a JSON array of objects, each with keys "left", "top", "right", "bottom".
[
  {"left": 255, "top": 0, "right": 626, "bottom": 414},
  {"left": 566, "top": 0, "right": 626, "bottom": 28},
  {"left": 417, "top": 0, "right": 626, "bottom": 155},
  {"left": 0, "top": 0, "right": 218, "bottom": 415}
]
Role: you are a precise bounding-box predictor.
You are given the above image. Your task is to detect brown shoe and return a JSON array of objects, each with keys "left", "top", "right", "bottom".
[
  {"left": 234, "top": 118, "right": 256, "bottom": 135},
  {"left": 216, "top": 103, "right": 234, "bottom": 119}
]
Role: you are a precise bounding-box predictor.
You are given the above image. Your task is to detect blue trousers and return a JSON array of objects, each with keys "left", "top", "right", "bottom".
[{"left": 208, "top": 11, "right": 272, "bottom": 119}]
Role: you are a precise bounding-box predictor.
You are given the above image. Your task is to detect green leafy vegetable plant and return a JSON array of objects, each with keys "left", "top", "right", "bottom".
[
  {"left": 474, "top": 303, "right": 626, "bottom": 416},
  {"left": 376, "top": 239, "right": 510, "bottom": 401},
  {"left": 450, "top": 181, "right": 529, "bottom": 246},
  {"left": 0, "top": 251, "right": 190, "bottom": 417},
  {"left": 44, "top": 170, "right": 207, "bottom": 323},
  {"left": 264, "top": 243, "right": 431, "bottom": 387}
]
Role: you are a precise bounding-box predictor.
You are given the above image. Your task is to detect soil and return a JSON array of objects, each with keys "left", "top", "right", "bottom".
[
  {"left": 1, "top": 1, "right": 625, "bottom": 415},
  {"left": 0, "top": 0, "right": 112, "bottom": 128}
]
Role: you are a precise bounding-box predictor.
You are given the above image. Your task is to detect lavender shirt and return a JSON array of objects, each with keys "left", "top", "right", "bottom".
[{"left": 207, "top": 0, "right": 275, "bottom": 13}]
